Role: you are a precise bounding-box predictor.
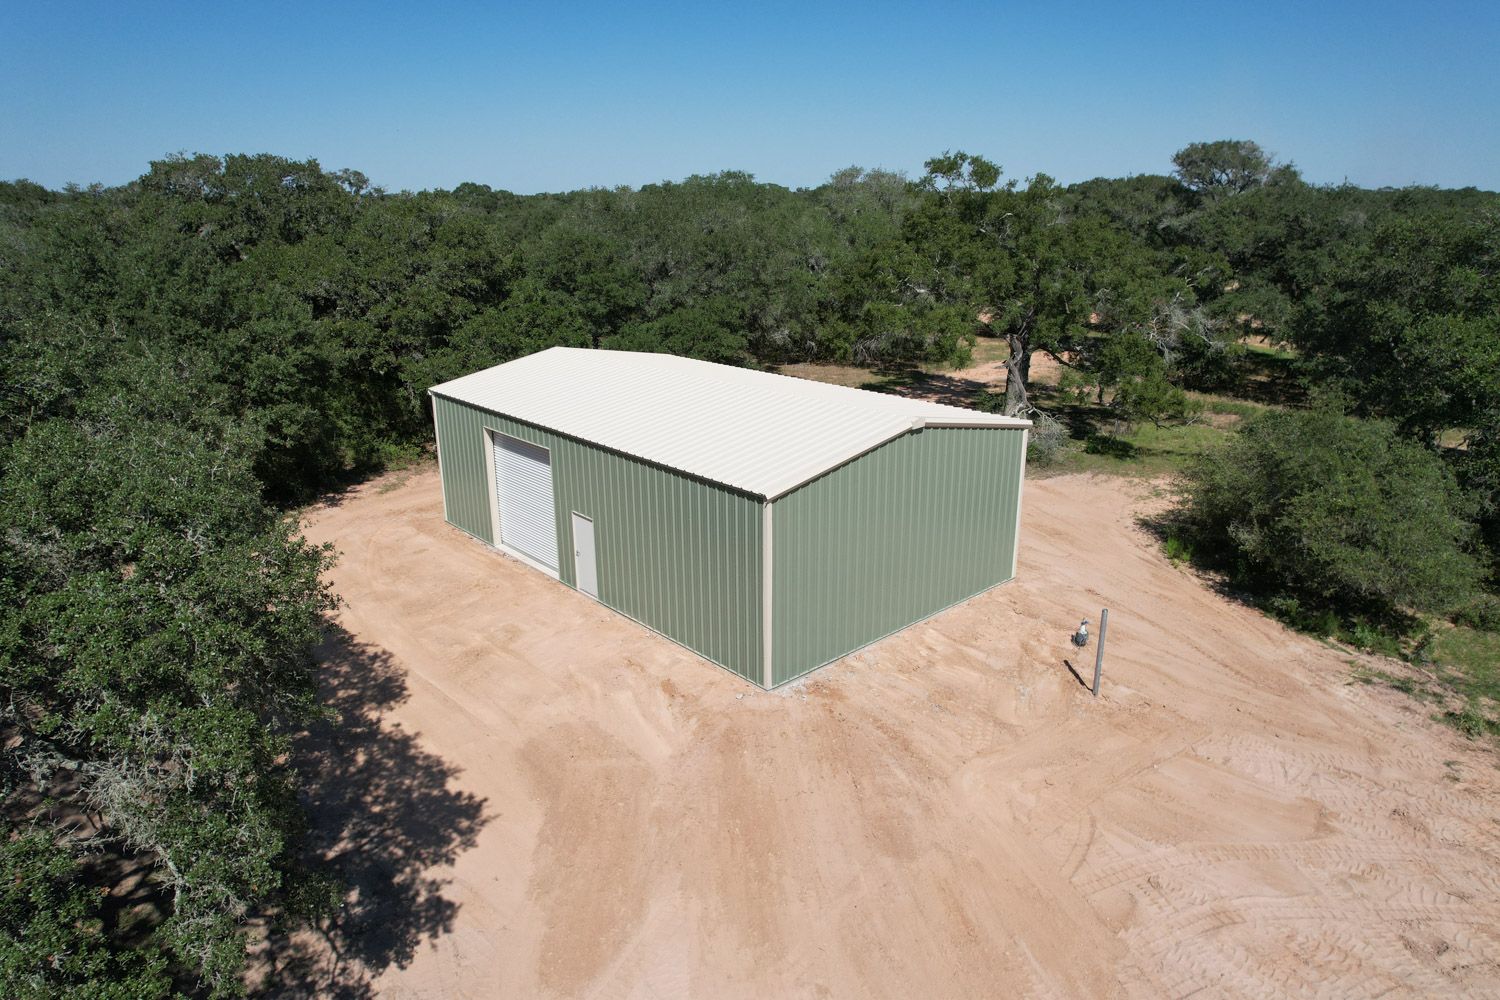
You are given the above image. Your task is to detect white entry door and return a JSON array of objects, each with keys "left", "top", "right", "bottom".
[
  {"left": 493, "top": 434, "right": 558, "bottom": 570},
  {"left": 571, "top": 513, "right": 598, "bottom": 599}
]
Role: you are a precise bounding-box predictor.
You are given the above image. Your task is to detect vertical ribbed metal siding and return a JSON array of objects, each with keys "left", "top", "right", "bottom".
[
  {"left": 433, "top": 394, "right": 495, "bottom": 544},
  {"left": 770, "top": 426, "right": 1025, "bottom": 686},
  {"left": 431, "top": 394, "right": 764, "bottom": 681}
]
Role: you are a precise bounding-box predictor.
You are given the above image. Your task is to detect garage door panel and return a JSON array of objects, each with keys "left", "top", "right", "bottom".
[{"left": 494, "top": 434, "right": 559, "bottom": 570}]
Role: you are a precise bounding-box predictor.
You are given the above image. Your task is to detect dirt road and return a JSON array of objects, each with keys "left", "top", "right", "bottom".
[{"left": 296, "top": 466, "right": 1500, "bottom": 998}]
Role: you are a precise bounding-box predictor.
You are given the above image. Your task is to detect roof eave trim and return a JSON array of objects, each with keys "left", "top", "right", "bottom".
[
  {"left": 761, "top": 422, "right": 917, "bottom": 501},
  {"left": 762, "top": 415, "right": 1031, "bottom": 500},
  {"left": 923, "top": 416, "right": 1033, "bottom": 429}
]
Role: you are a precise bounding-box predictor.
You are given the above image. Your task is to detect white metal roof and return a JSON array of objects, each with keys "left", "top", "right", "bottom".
[{"left": 430, "top": 347, "right": 1029, "bottom": 499}]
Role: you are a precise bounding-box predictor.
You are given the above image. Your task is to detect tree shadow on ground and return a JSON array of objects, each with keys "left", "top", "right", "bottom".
[
  {"left": 1028, "top": 383, "right": 1127, "bottom": 441},
  {"left": 859, "top": 365, "right": 993, "bottom": 408},
  {"left": 1231, "top": 348, "right": 1307, "bottom": 408},
  {"left": 1133, "top": 506, "right": 1248, "bottom": 607},
  {"left": 259, "top": 628, "right": 489, "bottom": 998},
  {"left": 1134, "top": 507, "right": 1425, "bottom": 653}
]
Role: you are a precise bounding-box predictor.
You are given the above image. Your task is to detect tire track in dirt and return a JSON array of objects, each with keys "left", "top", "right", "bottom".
[{"left": 300, "top": 467, "right": 1500, "bottom": 998}]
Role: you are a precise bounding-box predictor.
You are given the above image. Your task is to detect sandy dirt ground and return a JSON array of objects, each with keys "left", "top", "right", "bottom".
[{"left": 294, "top": 466, "right": 1500, "bottom": 999}]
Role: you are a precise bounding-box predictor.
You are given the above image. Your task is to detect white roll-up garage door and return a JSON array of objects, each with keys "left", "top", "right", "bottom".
[{"left": 493, "top": 434, "right": 559, "bottom": 570}]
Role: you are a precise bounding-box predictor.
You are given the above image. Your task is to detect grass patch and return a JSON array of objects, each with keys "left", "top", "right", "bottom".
[
  {"left": 1348, "top": 662, "right": 1436, "bottom": 700},
  {"left": 1427, "top": 625, "right": 1500, "bottom": 708},
  {"left": 1344, "top": 623, "right": 1500, "bottom": 742},
  {"left": 1192, "top": 394, "right": 1268, "bottom": 419},
  {"left": 779, "top": 344, "right": 1286, "bottom": 482},
  {"left": 1163, "top": 534, "right": 1195, "bottom": 565},
  {"left": 775, "top": 362, "right": 884, "bottom": 389},
  {"left": 953, "top": 335, "right": 1011, "bottom": 368},
  {"left": 1443, "top": 702, "right": 1500, "bottom": 739},
  {"left": 1051, "top": 420, "right": 1233, "bottom": 477},
  {"left": 1083, "top": 434, "right": 1138, "bottom": 458},
  {"left": 1241, "top": 338, "right": 1297, "bottom": 361}
]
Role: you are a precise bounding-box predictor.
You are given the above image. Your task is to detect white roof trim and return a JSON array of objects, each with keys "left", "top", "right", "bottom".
[{"left": 431, "top": 347, "right": 1029, "bottom": 499}]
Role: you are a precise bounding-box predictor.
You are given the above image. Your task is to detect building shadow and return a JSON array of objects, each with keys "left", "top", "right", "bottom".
[{"left": 260, "top": 628, "right": 489, "bottom": 998}]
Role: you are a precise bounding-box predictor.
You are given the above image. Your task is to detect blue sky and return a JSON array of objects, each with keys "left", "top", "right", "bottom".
[{"left": 3, "top": 1, "right": 1497, "bottom": 193}]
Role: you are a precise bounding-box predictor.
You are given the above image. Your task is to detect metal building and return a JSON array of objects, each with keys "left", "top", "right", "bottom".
[{"left": 429, "top": 347, "right": 1030, "bottom": 688}]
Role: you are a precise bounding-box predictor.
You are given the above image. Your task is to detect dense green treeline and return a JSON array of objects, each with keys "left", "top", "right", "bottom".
[
  {"left": 3, "top": 159, "right": 923, "bottom": 500},
  {"left": 2, "top": 143, "right": 1497, "bottom": 994},
  {"left": 3, "top": 148, "right": 1496, "bottom": 501}
]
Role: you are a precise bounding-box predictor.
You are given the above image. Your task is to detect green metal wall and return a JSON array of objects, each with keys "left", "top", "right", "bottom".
[
  {"left": 431, "top": 394, "right": 764, "bottom": 681},
  {"left": 770, "top": 426, "right": 1025, "bottom": 686}
]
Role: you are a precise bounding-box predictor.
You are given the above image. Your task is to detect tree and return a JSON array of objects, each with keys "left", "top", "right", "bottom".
[
  {"left": 1179, "top": 407, "right": 1483, "bottom": 620},
  {"left": 818, "top": 166, "right": 913, "bottom": 252},
  {"left": 1457, "top": 419, "right": 1500, "bottom": 561},
  {"left": 919, "top": 150, "right": 1002, "bottom": 194},
  {"left": 424, "top": 278, "right": 592, "bottom": 384},
  {"left": 899, "top": 162, "right": 1075, "bottom": 412},
  {"left": 603, "top": 297, "right": 747, "bottom": 364},
  {"left": 528, "top": 222, "right": 645, "bottom": 343},
  {"left": 1158, "top": 141, "right": 1366, "bottom": 346},
  {"left": 1295, "top": 209, "right": 1500, "bottom": 563},
  {"left": 3, "top": 143, "right": 1499, "bottom": 995},
  {"left": 1, "top": 351, "right": 340, "bottom": 994},
  {"left": 1061, "top": 174, "right": 1190, "bottom": 247},
  {"left": 1086, "top": 330, "right": 1199, "bottom": 425},
  {"left": 898, "top": 154, "right": 1225, "bottom": 416},
  {"left": 819, "top": 235, "right": 975, "bottom": 368},
  {"left": 1171, "top": 140, "right": 1280, "bottom": 200},
  {"left": 0, "top": 832, "right": 174, "bottom": 999},
  {"left": 1295, "top": 212, "right": 1500, "bottom": 444},
  {"left": 978, "top": 175, "right": 1098, "bottom": 415}
]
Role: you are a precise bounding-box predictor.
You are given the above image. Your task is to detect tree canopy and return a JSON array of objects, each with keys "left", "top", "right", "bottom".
[
  {"left": 1179, "top": 407, "right": 1484, "bottom": 621},
  {"left": 2, "top": 143, "right": 1497, "bottom": 994}
]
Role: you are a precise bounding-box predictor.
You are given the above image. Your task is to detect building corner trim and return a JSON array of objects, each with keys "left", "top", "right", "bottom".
[
  {"left": 432, "top": 395, "right": 449, "bottom": 523},
  {"left": 762, "top": 500, "right": 774, "bottom": 689},
  {"left": 1012, "top": 428, "right": 1028, "bottom": 580}
]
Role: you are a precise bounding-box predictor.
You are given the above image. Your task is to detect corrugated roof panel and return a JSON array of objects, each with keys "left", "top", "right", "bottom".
[{"left": 429, "top": 347, "right": 1030, "bottom": 498}]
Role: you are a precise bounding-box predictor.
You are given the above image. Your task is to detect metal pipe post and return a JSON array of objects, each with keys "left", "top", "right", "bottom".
[{"left": 1091, "top": 608, "right": 1108, "bottom": 697}]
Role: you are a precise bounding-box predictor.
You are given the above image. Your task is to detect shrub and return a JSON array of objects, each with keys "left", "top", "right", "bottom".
[
  {"left": 1164, "top": 535, "right": 1195, "bottom": 564},
  {"left": 1347, "top": 619, "right": 1404, "bottom": 657},
  {"left": 1444, "top": 700, "right": 1500, "bottom": 739},
  {"left": 1114, "top": 368, "right": 1204, "bottom": 426},
  {"left": 1178, "top": 407, "right": 1483, "bottom": 621},
  {"left": 1454, "top": 594, "right": 1500, "bottom": 633}
]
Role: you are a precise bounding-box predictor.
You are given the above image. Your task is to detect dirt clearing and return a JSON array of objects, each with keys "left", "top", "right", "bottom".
[{"left": 297, "top": 466, "right": 1500, "bottom": 998}]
